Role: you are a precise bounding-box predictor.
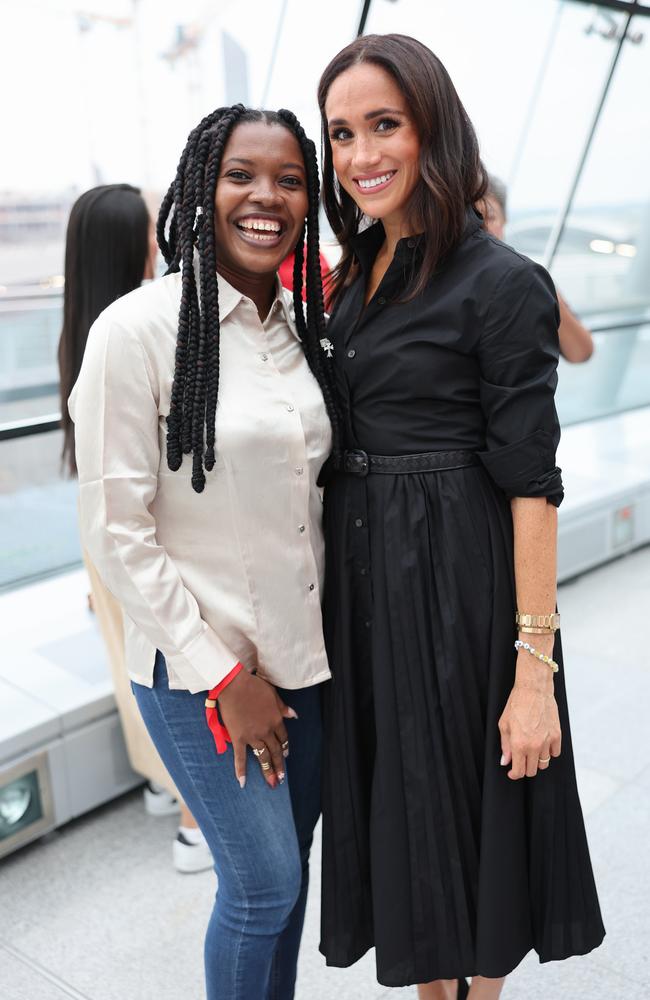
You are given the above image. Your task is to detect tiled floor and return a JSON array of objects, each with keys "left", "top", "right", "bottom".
[{"left": 2, "top": 547, "right": 650, "bottom": 1000}]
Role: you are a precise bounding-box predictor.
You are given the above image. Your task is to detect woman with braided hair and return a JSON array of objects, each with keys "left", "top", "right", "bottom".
[{"left": 69, "top": 105, "right": 340, "bottom": 999}]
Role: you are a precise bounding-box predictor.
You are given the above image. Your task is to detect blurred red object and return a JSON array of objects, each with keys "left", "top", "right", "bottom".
[{"left": 279, "top": 249, "right": 330, "bottom": 302}]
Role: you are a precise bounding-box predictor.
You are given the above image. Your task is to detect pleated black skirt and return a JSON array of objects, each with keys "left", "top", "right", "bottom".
[{"left": 320, "top": 464, "right": 605, "bottom": 987}]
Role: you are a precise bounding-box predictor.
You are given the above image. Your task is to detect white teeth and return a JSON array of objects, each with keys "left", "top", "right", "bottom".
[
  {"left": 237, "top": 218, "right": 282, "bottom": 233},
  {"left": 357, "top": 172, "right": 394, "bottom": 189}
]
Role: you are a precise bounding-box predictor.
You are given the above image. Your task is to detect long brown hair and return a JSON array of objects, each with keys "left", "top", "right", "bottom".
[{"left": 317, "top": 33, "right": 487, "bottom": 304}]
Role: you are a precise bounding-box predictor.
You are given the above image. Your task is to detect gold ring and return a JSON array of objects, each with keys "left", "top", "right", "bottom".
[
  {"left": 538, "top": 757, "right": 551, "bottom": 765},
  {"left": 252, "top": 746, "right": 266, "bottom": 758},
  {"left": 260, "top": 761, "right": 272, "bottom": 771}
]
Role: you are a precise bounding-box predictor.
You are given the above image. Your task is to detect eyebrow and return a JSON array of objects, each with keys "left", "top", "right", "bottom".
[
  {"left": 222, "top": 156, "right": 305, "bottom": 171},
  {"left": 327, "top": 107, "right": 404, "bottom": 127}
]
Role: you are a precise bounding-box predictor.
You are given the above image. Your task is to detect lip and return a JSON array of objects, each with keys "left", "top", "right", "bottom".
[
  {"left": 352, "top": 170, "right": 397, "bottom": 195},
  {"left": 233, "top": 213, "right": 288, "bottom": 249}
]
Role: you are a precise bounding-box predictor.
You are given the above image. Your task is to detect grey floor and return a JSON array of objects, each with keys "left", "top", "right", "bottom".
[{"left": 2, "top": 547, "right": 650, "bottom": 1000}]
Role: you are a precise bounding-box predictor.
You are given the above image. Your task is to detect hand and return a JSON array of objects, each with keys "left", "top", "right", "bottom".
[
  {"left": 217, "top": 670, "right": 296, "bottom": 789},
  {"left": 498, "top": 655, "right": 562, "bottom": 780}
]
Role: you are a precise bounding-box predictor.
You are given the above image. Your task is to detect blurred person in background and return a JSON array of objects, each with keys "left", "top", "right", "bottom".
[
  {"left": 317, "top": 33, "right": 604, "bottom": 1000},
  {"left": 481, "top": 175, "right": 594, "bottom": 363},
  {"left": 69, "top": 106, "right": 340, "bottom": 1000},
  {"left": 58, "top": 183, "right": 213, "bottom": 874}
]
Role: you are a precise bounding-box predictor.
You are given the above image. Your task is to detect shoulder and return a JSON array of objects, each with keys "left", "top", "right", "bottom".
[
  {"left": 97, "top": 272, "right": 181, "bottom": 335},
  {"left": 463, "top": 228, "right": 556, "bottom": 304},
  {"left": 86, "top": 273, "right": 181, "bottom": 359},
  {"left": 77, "top": 273, "right": 181, "bottom": 402}
]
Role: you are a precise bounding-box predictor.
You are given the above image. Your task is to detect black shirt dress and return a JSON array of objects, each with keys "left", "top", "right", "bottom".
[{"left": 319, "top": 212, "right": 605, "bottom": 986}]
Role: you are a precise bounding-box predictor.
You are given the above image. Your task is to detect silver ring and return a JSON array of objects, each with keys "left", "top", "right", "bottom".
[
  {"left": 252, "top": 746, "right": 266, "bottom": 758},
  {"left": 281, "top": 741, "right": 289, "bottom": 751}
]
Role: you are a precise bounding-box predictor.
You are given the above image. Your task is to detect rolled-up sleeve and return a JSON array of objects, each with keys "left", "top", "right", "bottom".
[
  {"left": 476, "top": 260, "right": 564, "bottom": 507},
  {"left": 68, "top": 313, "right": 239, "bottom": 691}
]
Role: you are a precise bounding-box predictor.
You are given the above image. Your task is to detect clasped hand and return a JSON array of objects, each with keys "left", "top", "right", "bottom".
[{"left": 217, "top": 669, "right": 296, "bottom": 789}]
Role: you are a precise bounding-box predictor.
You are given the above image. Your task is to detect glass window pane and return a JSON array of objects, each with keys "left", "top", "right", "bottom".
[
  {"left": 0, "top": 293, "right": 62, "bottom": 424},
  {"left": 556, "top": 321, "right": 650, "bottom": 426},
  {"left": 0, "top": 429, "right": 81, "bottom": 591},
  {"left": 551, "top": 15, "right": 650, "bottom": 315}
]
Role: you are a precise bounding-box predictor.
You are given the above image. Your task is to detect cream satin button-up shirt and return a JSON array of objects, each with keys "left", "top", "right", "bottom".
[{"left": 69, "top": 271, "right": 332, "bottom": 693}]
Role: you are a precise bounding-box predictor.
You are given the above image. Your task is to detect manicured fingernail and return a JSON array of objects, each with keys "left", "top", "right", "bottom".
[
  {"left": 500, "top": 754, "right": 507, "bottom": 766},
  {"left": 283, "top": 749, "right": 289, "bottom": 758},
  {"left": 238, "top": 776, "right": 246, "bottom": 789},
  {"left": 269, "top": 775, "right": 277, "bottom": 788},
  {"left": 286, "top": 707, "right": 298, "bottom": 719}
]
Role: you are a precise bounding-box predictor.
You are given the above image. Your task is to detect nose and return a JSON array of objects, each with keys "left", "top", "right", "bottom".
[
  {"left": 351, "top": 134, "right": 382, "bottom": 173},
  {"left": 249, "top": 177, "right": 282, "bottom": 208}
]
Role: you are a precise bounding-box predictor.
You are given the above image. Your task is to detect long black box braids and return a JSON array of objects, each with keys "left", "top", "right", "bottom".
[{"left": 157, "top": 104, "right": 342, "bottom": 493}]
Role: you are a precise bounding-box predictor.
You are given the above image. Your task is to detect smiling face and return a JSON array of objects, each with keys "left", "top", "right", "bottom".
[
  {"left": 213, "top": 120, "right": 308, "bottom": 284},
  {"left": 324, "top": 62, "right": 421, "bottom": 233}
]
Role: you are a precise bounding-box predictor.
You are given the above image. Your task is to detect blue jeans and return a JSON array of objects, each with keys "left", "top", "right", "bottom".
[{"left": 132, "top": 652, "right": 323, "bottom": 1000}]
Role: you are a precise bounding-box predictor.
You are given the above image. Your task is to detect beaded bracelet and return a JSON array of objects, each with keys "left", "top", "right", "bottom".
[{"left": 514, "top": 640, "right": 559, "bottom": 673}]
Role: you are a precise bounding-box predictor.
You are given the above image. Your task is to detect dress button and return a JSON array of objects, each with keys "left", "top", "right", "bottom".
[
  {"left": 259, "top": 352, "right": 269, "bottom": 362},
  {"left": 354, "top": 517, "right": 364, "bottom": 528},
  {"left": 287, "top": 404, "right": 294, "bottom": 412},
  {"left": 347, "top": 349, "right": 356, "bottom": 359},
  {"left": 377, "top": 296, "right": 386, "bottom": 306},
  {"left": 299, "top": 524, "right": 305, "bottom": 533},
  {"left": 364, "top": 619, "right": 372, "bottom": 629},
  {"left": 309, "top": 583, "right": 315, "bottom": 591},
  {"left": 295, "top": 467, "right": 304, "bottom": 476},
  {"left": 407, "top": 238, "right": 416, "bottom": 248},
  {"left": 360, "top": 566, "right": 368, "bottom": 576}
]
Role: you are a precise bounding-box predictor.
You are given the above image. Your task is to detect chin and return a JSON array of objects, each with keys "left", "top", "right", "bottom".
[{"left": 233, "top": 246, "right": 287, "bottom": 274}]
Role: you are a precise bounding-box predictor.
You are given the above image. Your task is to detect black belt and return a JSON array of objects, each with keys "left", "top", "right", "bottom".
[{"left": 341, "top": 449, "right": 478, "bottom": 477}]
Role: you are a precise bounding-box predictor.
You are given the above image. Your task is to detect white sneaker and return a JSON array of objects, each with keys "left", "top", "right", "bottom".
[
  {"left": 143, "top": 781, "right": 181, "bottom": 817},
  {"left": 173, "top": 830, "right": 214, "bottom": 874}
]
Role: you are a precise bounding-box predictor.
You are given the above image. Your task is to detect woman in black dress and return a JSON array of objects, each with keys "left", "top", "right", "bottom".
[{"left": 316, "top": 34, "right": 605, "bottom": 999}]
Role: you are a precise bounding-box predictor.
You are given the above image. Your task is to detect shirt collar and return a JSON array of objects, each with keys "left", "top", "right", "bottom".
[
  {"left": 349, "top": 207, "right": 484, "bottom": 272},
  {"left": 217, "top": 271, "right": 300, "bottom": 340}
]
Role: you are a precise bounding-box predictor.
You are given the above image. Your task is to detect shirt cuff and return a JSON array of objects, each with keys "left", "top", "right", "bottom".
[{"left": 165, "top": 625, "right": 241, "bottom": 693}]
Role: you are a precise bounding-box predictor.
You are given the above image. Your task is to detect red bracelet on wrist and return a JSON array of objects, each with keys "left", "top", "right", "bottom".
[{"left": 204, "top": 662, "right": 244, "bottom": 754}]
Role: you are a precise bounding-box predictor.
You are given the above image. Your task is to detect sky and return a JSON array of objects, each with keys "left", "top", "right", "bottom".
[{"left": 1, "top": 0, "right": 649, "bottom": 220}]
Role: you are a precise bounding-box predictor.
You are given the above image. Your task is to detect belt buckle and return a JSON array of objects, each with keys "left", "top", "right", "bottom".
[{"left": 344, "top": 449, "right": 370, "bottom": 477}]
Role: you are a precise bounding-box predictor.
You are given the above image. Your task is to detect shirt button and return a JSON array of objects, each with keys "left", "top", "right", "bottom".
[
  {"left": 364, "top": 619, "right": 372, "bottom": 629},
  {"left": 309, "top": 583, "right": 315, "bottom": 591},
  {"left": 287, "top": 404, "right": 294, "bottom": 412},
  {"left": 295, "top": 467, "right": 304, "bottom": 476},
  {"left": 299, "top": 524, "right": 305, "bottom": 533},
  {"left": 354, "top": 517, "right": 364, "bottom": 528},
  {"left": 377, "top": 296, "right": 386, "bottom": 306},
  {"left": 259, "top": 352, "right": 269, "bottom": 362},
  {"left": 347, "top": 349, "right": 356, "bottom": 359},
  {"left": 407, "top": 238, "right": 416, "bottom": 248},
  {"left": 360, "top": 566, "right": 368, "bottom": 576}
]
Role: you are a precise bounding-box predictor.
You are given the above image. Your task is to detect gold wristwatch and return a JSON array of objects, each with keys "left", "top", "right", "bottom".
[{"left": 515, "top": 612, "right": 561, "bottom": 633}]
